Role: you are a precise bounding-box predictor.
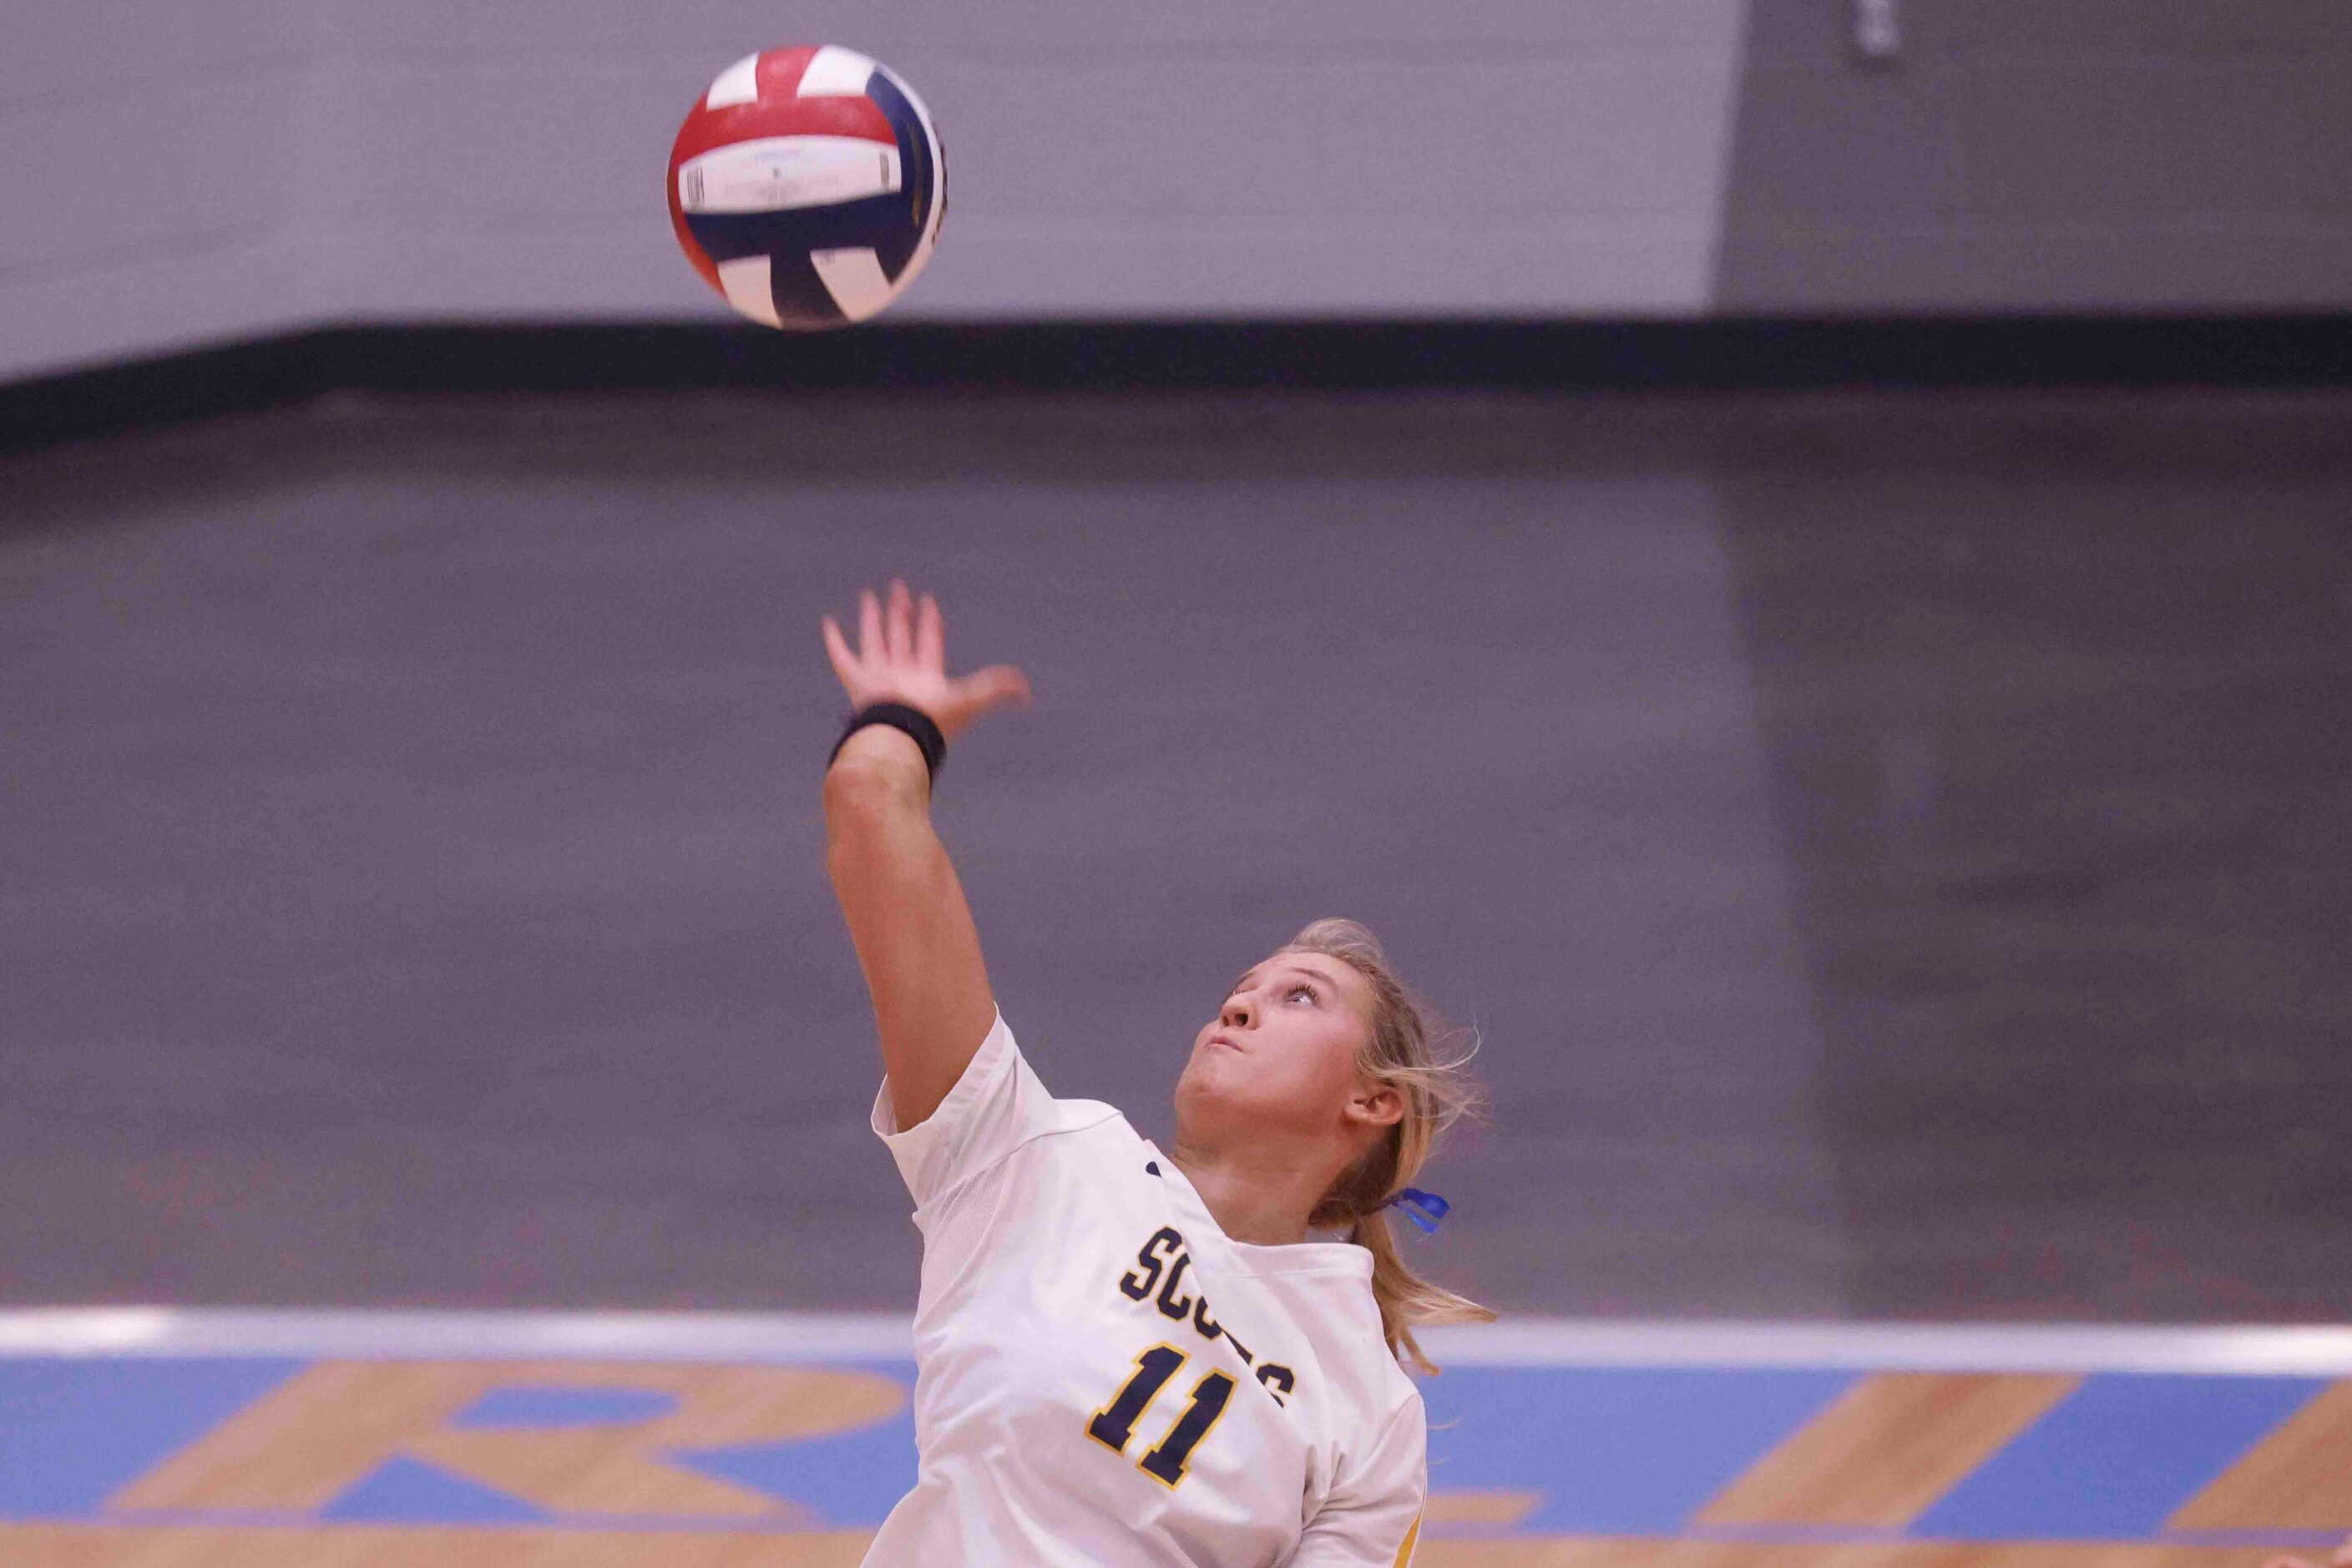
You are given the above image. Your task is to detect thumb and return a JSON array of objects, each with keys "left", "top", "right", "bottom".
[
  {"left": 957, "top": 664, "right": 1032, "bottom": 717},
  {"left": 2334, "top": 1535, "right": 2352, "bottom": 1568}
]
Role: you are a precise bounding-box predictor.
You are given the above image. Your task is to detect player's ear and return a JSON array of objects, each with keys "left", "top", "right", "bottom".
[{"left": 1348, "top": 1080, "right": 1404, "bottom": 1130}]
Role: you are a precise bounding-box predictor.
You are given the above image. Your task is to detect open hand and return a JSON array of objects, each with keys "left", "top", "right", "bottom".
[
  {"left": 822, "top": 579, "right": 1031, "bottom": 743},
  {"left": 2264, "top": 1535, "right": 2352, "bottom": 1568}
]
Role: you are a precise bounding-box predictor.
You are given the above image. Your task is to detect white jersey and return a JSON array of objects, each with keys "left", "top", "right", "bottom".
[{"left": 862, "top": 1008, "right": 1428, "bottom": 1567}]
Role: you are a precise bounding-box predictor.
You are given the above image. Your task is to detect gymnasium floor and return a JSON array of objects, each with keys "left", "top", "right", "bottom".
[{"left": 4, "top": 1311, "right": 2349, "bottom": 1564}]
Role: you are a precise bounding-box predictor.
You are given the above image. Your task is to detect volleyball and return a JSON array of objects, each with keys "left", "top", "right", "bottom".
[{"left": 667, "top": 46, "right": 944, "bottom": 330}]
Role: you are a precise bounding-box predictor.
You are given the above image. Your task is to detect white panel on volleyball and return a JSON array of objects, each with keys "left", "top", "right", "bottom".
[
  {"left": 677, "top": 138, "right": 899, "bottom": 215},
  {"left": 810, "top": 249, "right": 895, "bottom": 321},
  {"left": 797, "top": 45, "right": 876, "bottom": 98},
  {"left": 704, "top": 53, "right": 761, "bottom": 110},
  {"left": 715, "top": 256, "right": 783, "bottom": 327}
]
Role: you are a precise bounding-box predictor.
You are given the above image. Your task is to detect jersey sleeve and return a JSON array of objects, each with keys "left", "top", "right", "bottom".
[
  {"left": 867, "top": 1008, "right": 1059, "bottom": 1210},
  {"left": 1286, "top": 1394, "right": 1429, "bottom": 1568}
]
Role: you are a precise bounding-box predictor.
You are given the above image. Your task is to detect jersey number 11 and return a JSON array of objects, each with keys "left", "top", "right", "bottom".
[{"left": 1086, "top": 1344, "right": 1237, "bottom": 1487}]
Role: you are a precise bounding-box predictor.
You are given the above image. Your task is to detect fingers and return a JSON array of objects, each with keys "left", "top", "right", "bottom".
[
  {"left": 858, "top": 587, "right": 883, "bottom": 665},
  {"left": 821, "top": 613, "right": 859, "bottom": 691},
  {"left": 2334, "top": 1535, "right": 2352, "bottom": 1568},
  {"left": 916, "top": 590, "right": 945, "bottom": 673},
  {"left": 837, "top": 582, "right": 1025, "bottom": 722},
  {"left": 886, "top": 578, "right": 914, "bottom": 665}
]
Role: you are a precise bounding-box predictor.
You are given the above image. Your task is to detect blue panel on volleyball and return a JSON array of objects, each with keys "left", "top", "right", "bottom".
[
  {"left": 864, "top": 70, "right": 939, "bottom": 276},
  {"left": 764, "top": 252, "right": 857, "bottom": 326},
  {"left": 682, "top": 195, "right": 923, "bottom": 270}
]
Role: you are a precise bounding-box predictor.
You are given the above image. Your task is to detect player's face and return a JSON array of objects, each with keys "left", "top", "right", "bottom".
[{"left": 1176, "top": 948, "right": 1386, "bottom": 1145}]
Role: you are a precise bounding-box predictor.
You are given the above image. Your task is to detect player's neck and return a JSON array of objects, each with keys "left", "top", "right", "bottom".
[{"left": 1164, "top": 1141, "right": 1333, "bottom": 1247}]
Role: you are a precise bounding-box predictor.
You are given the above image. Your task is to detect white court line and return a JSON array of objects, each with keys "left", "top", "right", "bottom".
[
  {"left": 0, "top": 1308, "right": 912, "bottom": 1363},
  {"left": 1413, "top": 1318, "right": 2352, "bottom": 1375},
  {"left": 4, "top": 1309, "right": 2352, "bottom": 1374}
]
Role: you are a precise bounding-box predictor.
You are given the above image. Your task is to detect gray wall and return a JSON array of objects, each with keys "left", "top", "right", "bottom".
[
  {"left": 2, "top": 0, "right": 326, "bottom": 378},
  {"left": 3, "top": 0, "right": 1751, "bottom": 380},
  {"left": 8, "top": 2, "right": 2352, "bottom": 382}
]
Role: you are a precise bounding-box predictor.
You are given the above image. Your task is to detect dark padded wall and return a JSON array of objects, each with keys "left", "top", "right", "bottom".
[
  {"left": 1710, "top": 398, "right": 2352, "bottom": 1317},
  {"left": 1713, "top": 1, "right": 2352, "bottom": 311},
  {"left": 5, "top": 390, "right": 2350, "bottom": 1320}
]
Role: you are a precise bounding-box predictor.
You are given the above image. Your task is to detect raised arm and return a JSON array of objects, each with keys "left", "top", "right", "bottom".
[{"left": 822, "top": 579, "right": 1031, "bottom": 1129}]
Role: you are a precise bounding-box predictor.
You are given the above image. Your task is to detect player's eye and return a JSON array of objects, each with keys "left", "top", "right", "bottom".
[{"left": 1287, "top": 983, "right": 1315, "bottom": 1004}]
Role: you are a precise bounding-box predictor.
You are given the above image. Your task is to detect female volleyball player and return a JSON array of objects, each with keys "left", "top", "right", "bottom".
[{"left": 821, "top": 579, "right": 1493, "bottom": 1565}]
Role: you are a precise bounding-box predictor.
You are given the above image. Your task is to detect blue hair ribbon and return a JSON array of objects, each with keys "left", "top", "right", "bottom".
[{"left": 1383, "top": 1187, "right": 1449, "bottom": 1235}]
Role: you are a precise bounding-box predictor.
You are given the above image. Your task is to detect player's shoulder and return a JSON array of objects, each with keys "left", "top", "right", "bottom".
[
  {"left": 1319, "top": 1348, "right": 1427, "bottom": 1500},
  {"left": 1042, "top": 1092, "right": 1121, "bottom": 1124},
  {"left": 981, "top": 1082, "right": 1139, "bottom": 1173},
  {"left": 1378, "top": 1361, "right": 1427, "bottom": 1438},
  {"left": 1039, "top": 1100, "right": 1147, "bottom": 1171},
  {"left": 1350, "top": 1361, "right": 1428, "bottom": 1493},
  {"left": 1358, "top": 1333, "right": 1426, "bottom": 1426}
]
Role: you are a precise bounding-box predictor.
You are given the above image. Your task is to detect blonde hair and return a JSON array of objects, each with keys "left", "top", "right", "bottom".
[{"left": 1288, "top": 917, "right": 1497, "bottom": 1375}]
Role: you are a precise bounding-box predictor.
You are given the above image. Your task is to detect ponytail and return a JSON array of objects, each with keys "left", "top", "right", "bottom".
[{"left": 1349, "top": 1207, "right": 1495, "bottom": 1376}]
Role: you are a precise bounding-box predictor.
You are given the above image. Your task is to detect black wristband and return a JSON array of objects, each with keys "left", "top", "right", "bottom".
[{"left": 830, "top": 701, "right": 946, "bottom": 784}]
